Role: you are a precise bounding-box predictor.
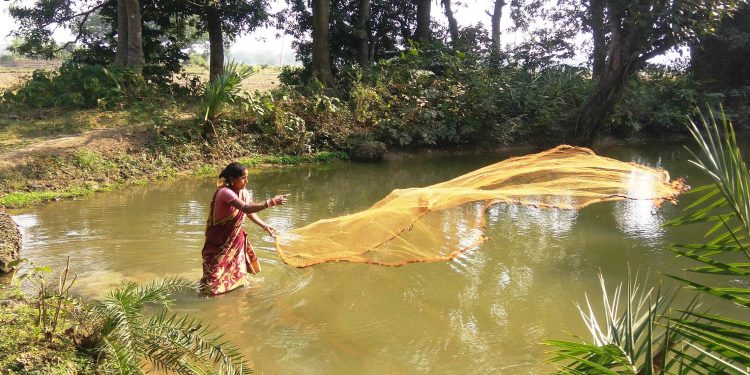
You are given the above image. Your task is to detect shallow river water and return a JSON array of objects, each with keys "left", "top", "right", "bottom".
[{"left": 10, "top": 142, "right": 722, "bottom": 374}]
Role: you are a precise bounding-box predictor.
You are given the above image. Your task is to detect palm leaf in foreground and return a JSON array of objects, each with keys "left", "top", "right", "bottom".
[
  {"left": 544, "top": 273, "right": 681, "bottom": 374},
  {"left": 92, "top": 277, "right": 251, "bottom": 374},
  {"left": 663, "top": 106, "right": 750, "bottom": 371}
]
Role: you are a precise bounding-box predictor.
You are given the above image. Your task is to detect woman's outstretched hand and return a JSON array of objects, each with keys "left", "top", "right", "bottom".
[{"left": 272, "top": 194, "right": 289, "bottom": 206}]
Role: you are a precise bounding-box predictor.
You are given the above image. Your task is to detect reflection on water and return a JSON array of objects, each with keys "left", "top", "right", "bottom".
[{"left": 10, "top": 143, "right": 717, "bottom": 373}]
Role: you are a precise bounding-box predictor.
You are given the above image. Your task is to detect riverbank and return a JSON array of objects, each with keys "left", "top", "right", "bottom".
[{"left": 0, "top": 99, "right": 349, "bottom": 209}]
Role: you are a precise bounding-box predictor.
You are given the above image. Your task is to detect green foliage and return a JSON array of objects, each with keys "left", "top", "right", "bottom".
[
  {"left": 611, "top": 68, "right": 710, "bottom": 137},
  {"left": 2, "top": 63, "right": 149, "bottom": 109},
  {"left": 692, "top": 3, "right": 750, "bottom": 90},
  {"left": 0, "top": 284, "right": 97, "bottom": 373},
  {"left": 202, "top": 61, "right": 257, "bottom": 124},
  {"left": 340, "top": 46, "right": 591, "bottom": 146},
  {"left": 1, "top": 265, "right": 251, "bottom": 374},
  {"left": 659, "top": 107, "right": 750, "bottom": 371},
  {"left": 238, "top": 151, "right": 348, "bottom": 166},
  {"left": 91, "top": 277, "right": 251, "bottom": 374},
  {"left": 278, "top": 0, "right": 416, "bottom": 71}
]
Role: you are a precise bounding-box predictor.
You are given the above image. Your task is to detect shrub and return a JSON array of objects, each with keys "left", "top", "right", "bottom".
[
  {"left": 2, "top": 63, "right": 150, "bottom": 109},
  {"left": 611, "top": 67, "right": 710, "bottom": 137}
]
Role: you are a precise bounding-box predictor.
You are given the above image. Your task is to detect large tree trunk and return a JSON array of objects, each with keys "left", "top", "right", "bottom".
[
  {"left": 490, "top": 0, "right": 505, "bottom": 62},
  {"left": 355, "top": 0, "right": 371, "bottom": 66},
  {"left": 415, "top": 0, "right": 431, "bottom": 43},
  {"left": 441, "top": 0, "right": 459, "bottom": 48},
  {"left": 311, "top": 0, "right": 335, "bottom": 86},
  {"left": 124, "top": 0, "right": 144, "bottom": 72},
  {"left": 207, "top": 5, "right": 224, "bottom": 83},
  {"left": 114, "top": 0, "right": 128, "bottom": 66},
  {"left": 565, "top": 61, "right": 639, "bottom": 145},
  {"left": 589, "top": 0, "right": 606, "bottom": 79}
]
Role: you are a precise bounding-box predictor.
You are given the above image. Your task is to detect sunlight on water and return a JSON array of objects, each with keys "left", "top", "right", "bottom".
[{"left": 9, "top": 144, "right": 717, "bottom": 374}]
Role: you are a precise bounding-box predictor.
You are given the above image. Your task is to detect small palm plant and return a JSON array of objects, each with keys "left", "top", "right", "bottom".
[
  {"left": 544, "top": 272, "right": 693, "bottom": 374},
  {"left": 545, "top": 107, "right": 750, "bottom": 374},
  {"left": 201, "top": 61, "right": 256, "bottom": 140},
  {"left": 91, "top": 277, "right": 251, "bottom": 374}
]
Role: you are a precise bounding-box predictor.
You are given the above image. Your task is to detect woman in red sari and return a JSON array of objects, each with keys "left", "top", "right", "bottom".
[{"left": 200, "top": 162, "right": 288, "bottom": 295}]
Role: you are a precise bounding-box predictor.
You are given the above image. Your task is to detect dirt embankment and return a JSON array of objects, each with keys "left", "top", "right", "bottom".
[{"left": 0, "top": 212, "right": 21, "bottom": 273}]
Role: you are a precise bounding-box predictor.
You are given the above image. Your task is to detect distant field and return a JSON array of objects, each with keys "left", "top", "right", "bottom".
[
  {"left": 180, "top": 66, "right": 282, "bottom": 92},
  {"left": 0, "top": 67, "right": 31, "bottom": 90},
  {"left": 0, "top": 64, "right": 282, "bottom": 92}
]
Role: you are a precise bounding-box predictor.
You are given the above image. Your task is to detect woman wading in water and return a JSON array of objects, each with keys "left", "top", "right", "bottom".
[{"left": 201, "top": 162, "right": 288, "bottom": 295}]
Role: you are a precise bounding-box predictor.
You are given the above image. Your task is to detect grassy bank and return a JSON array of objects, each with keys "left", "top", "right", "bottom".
[{"left": 0, "top": 67, "right": 348, "bottom": 209}]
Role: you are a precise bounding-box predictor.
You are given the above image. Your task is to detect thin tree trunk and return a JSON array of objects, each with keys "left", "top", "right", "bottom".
[
  {"left": 356, "top": 0, "right": 371, "bottom": 66},
  {"left": 441, "top": 0, "right": 459, "bottom": 48},
  {"left": 207, "top": 5, "right": 224, "bottom": 83},
  {"left": 589, "top": 0, "right": 606, "bottom": 78},
  {"left": 311, "top": 0, "right": 335, "bottom": 86},
  {"left": 415, "top": 0, "right": 431, "bottom": 43},
  {"left": 124, "top": 0, "right": 144, "bottom": 72},
  {"left": 490, "top": 0, "right": 505, "bottom": 62},
  {"left": 114, "top": 0, "right": 128, "bottom": 66}
]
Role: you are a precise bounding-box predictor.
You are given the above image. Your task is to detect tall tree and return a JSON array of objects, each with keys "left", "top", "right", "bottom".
[
  {"left": 311, "top": 0, "right": 335, "bottom": 85},
  {"left": 586, "top": 0, "right": 605, "bottom": 79},
  {"left": 206, "top": 4, "right": 225, "bottom": 81},
  {"left": 114, "top": 0, "right": 129, "bottom": 66},
  {"left": 489, "top": 0, "right": 505, "bottom": 61},
  {"left": 355, "top": 0, "right": 371, "bottom": 66},
  {"left": 280, "top": 0, "right": 416, "bottom": 72},
  {"left": 188, "top": 0, "right": 270, "bottom": 82},
  {"left": 10, "top": 0, "right": 268, "bottom": 83},
  {"left": 561, "top": 0, "right": 742, "bottom": 145},
  {"left": 124, "top": 0, "right": 144, "bottom": 71},
  {"left": 441, "top": 0, "right": 459, "bottom": 48},
  {"left": 415, "top": 0, "right": 431, "bottom": 43},
  {"left": 9, "top": 0, "right": 109, "bottom": 59}
]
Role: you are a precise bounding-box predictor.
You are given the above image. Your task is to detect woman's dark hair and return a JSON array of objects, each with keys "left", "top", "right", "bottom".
[{"left": 219, "top": 162, "right": 247, "bottom": 185}]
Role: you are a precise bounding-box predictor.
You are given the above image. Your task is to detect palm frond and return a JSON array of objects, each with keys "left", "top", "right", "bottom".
[
  {"left": 662, "top": 106, "right": 750, "bottom": 370},
  {"left": 99, "top": 335, "right": 144, "bottom": 375},
  {"left": 202, "top": 61, "right": 256, "bottom": 123},
  {"left": 144, "top": 311, "right": 251, "bottom": 375},
  {"left": 89, "top": 277, "right": 247, "bottom": 374},
  {"left": 545, "top": 272, "right": 680, "bottom": 374}
]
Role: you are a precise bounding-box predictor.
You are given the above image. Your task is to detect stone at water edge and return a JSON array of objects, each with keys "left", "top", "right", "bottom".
[
  {"left": 350, "top": 141, "right": 387, "bottom": 163},
  {"left": 0, "top": 212, "right": 21, "bottom": 273}
]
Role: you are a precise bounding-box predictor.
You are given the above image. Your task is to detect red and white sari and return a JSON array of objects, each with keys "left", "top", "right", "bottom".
[{"left": 200, "top": 188, "right": 259, "bottom": 295}]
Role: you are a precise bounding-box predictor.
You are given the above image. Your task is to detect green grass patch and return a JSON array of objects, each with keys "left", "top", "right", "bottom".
[
  {"left": 193, "top": 164, "right": 218, "bottom": 177},
  {"left": 239, "top": 151, "right": 348, "bottom": 167},
  {"left": 0, "top": 187, "right": 93, "bottom": 208},
  {"left": 0, "top": 286, "right": 97, "bottom": 374}
]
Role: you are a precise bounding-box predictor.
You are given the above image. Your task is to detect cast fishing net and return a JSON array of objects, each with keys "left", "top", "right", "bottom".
[{"left": 275, "top": 145, "right": 687, "bottom": 268}]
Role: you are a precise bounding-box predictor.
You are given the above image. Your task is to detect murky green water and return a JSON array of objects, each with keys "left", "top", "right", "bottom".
[{"left": 11, "top": 142, "right": 722, "bottom": 373}]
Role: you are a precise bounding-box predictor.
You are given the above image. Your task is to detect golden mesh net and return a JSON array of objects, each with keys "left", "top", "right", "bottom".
[{"left": 275, "top": 145, "right": 687, "bottom": 268}]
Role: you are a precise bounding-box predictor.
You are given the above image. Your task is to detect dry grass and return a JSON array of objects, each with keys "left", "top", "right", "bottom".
[
  {"left": 0, "top": 68, "right": 32, "bottom": 90},
  {"left": 178, "top": 66, "right": 282, "bottom": 92},
  {"left": 0, "top": 65, "right": 282, "bottom": 92}
]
